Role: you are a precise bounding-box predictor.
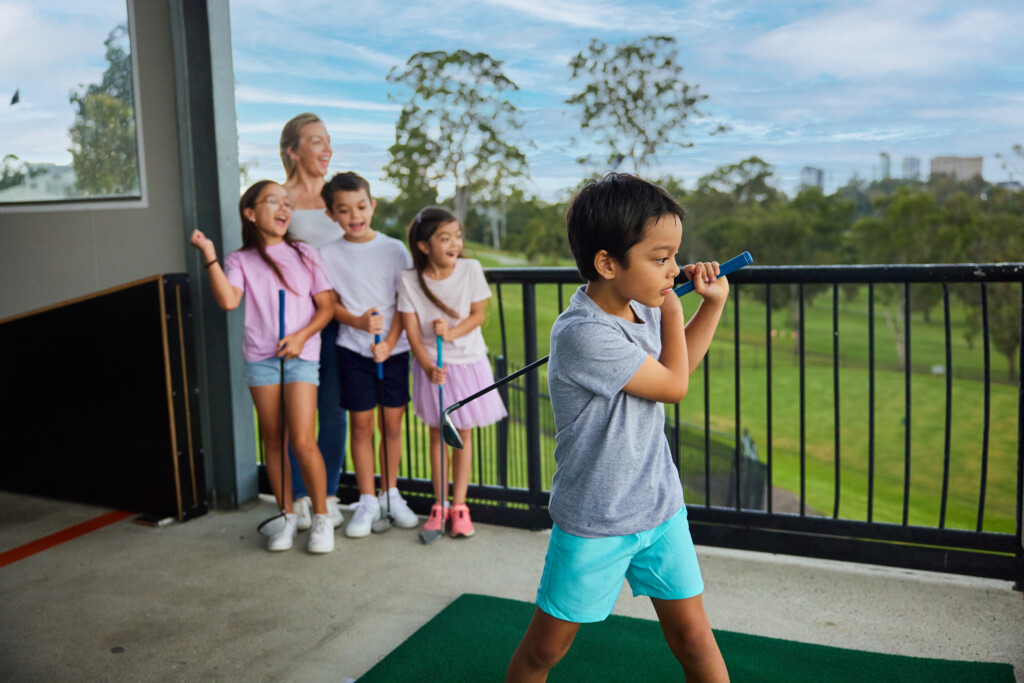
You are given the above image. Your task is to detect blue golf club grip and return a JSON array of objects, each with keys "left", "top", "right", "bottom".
[
  {"left": 672, "top": 251, "right": 753, "bottom": 296},
  {"left": 278, "top": 289, "right": 285, "bottom": 340},
  {"left": 372, "top": 312, "right": 383, "bottom": 380}
]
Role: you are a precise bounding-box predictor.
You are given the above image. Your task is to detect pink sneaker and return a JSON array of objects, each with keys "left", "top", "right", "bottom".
[
  {"left": 450, "top": 503, "right": 475, "bottom": 538},
  {"left": 422, "top": 503, "right": 449, "bottom": 533}
]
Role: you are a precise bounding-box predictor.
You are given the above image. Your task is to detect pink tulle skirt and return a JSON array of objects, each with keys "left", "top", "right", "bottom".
[{"left": 412, "top": 357, "right": 508, "bottom": 429}]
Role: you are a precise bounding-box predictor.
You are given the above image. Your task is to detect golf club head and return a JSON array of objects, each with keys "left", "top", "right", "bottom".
[
  {"left": 371, "top": 515, "right": 392, "bottom": 533},
  {"left": 440, "top": 407, "right": 463, "bottom": 450}
]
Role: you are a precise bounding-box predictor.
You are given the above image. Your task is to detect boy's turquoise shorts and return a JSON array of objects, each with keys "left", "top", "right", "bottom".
[{"left": 536, "top": 506, "right": 704, "bottom": 623}]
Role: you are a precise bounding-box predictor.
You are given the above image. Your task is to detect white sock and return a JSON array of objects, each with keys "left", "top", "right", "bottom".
[
  {"left": 385, "top": 487, "right": 401, "bottom": 502},
  {"left": 359, "top": 493, "right": 379, "bottom": 508}
]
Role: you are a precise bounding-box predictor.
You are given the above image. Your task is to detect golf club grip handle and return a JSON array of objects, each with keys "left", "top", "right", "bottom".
[
  {"left": 436, "top": 335, "right": 443, "bottom": 369},
  {"left": 372, "top": 312, "right": 383, "bottom": 380},
  {"left": 672, "top": 251, "right": 753, "bottom": 296},
  {"left": 278, "top": 289, "right": 285, "bottom": 340}
]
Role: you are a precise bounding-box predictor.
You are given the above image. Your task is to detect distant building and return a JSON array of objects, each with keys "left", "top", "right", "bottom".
[
  {"left": 930, "top": 156, "right": 983, "bottom": 181},
  {"left": 995, "top": 180, "right": 1022, "bottom": 192},
  {"left": 879, "top": 152, "right": 891, "bottom": 179},
  {"left": 901, "top": 156, "right": 920, "bottom": 181},
  {"left": 800, "top": 166, "right": 824, "bottom": 189}
]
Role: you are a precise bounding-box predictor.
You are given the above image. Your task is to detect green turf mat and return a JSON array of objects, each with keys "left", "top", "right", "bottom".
[{"left": 359, "top": 593, "right": 1016, "bottom": 682}]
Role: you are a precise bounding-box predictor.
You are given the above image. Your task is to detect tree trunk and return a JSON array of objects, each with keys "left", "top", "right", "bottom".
[{"left": 453, "top": 185, "right": 469, "bottom": 228}]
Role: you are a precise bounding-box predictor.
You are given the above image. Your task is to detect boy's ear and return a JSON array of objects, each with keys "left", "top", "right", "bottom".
[
  {"left": 370, "top": 198, "right": 377, "bottom": 211},
  {"left": 416, "top": 240, "right": 431, "bottom": 255},
  {"left": 593, "top": 249, "right": 616, "bottom": 281}
]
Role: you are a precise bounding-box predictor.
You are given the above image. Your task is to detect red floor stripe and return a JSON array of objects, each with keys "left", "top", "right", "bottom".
[{"left": 0, "top": 509, "right": 135, "bottom": 568}]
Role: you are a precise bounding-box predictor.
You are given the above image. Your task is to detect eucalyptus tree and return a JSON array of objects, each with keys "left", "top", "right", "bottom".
[
  {"left": 385, "top": 50, "right": 529, "bottom": 228},
  {"left": 566, "top": 35, "right": 723, "bottom": 175}
]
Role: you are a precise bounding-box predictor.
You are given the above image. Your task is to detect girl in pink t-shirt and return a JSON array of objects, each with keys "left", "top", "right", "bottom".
[
  {"left": 190, "top": 180, "right": 336, "bottom": 554},
  {"left": 397, "top": 206, "right": 508, "bottom": 539}
]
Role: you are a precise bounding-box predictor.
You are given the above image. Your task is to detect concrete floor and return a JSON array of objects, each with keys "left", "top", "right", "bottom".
[{"left": 1, "top": 490, "right": 1021, "bottom": 682}]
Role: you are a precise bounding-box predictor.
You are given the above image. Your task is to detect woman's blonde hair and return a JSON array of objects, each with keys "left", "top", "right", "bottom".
[{"left": 279, "top": 112, "right": 322, "bottom": 179}]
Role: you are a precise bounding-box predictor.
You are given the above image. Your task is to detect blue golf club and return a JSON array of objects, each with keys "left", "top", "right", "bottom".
[{"left": 419, "top": 335, "right": 446, "bottom": 544}]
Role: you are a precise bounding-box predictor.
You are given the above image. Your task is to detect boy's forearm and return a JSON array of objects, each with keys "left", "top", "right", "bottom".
[
  {"left": 384, "top": 314, "right": 404, "bottom": 348},
  {"left": 684, "top": 299, "right": 726, "bottom": 372},
  {"left": 333, "top": 301, "right": 358, "bottom": 326},
  {"left": 659, "top": 307, "right": 690, "bottom": 385}
]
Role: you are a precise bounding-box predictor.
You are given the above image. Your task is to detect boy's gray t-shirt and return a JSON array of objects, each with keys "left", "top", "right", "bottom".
[{"left": 547, "top": 286, "right": 684, "bottom": 538}]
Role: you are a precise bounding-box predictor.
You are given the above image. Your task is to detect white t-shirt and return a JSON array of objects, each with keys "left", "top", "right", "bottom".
[
  {"left": 318, "top": 232, "right": 413, "bottom": 358},
  {"left": 397, "top": 258, "right": 492, "bottom": 365},
  {"left": 289, "top": 208, "right": 341, "bottom": 249}
]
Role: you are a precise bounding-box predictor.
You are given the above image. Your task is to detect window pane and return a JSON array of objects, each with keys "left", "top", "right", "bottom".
[{"left": 0, "top": 2, "right": 142, "bottom": 205}]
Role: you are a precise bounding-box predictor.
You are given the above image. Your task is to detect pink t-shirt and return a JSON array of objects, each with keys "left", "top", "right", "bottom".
[
  {"left": 397, "top": 258, "right": 492, "bottom": 365},
  {"left": 224, "top": 241, "right": 333, "bottom": 362}
]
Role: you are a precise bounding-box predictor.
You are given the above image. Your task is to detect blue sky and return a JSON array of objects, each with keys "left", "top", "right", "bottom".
[
  {"left": 229, "top": 0, "right": 1024, "bottom": 200},
  {"left": 2, "top": 1, "right": 1021, "bottom": 202}
]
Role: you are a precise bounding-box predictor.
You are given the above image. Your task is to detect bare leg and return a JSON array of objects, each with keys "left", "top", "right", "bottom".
[
  {"left": 349, "top": 408, "right": 377, "bottom": 496},
  {"left": 428, "top": 427, "right": 447, "bottom": 503},
  {"left": 651, "top": 595, "right": 729, "bottom": 682},
  {"left": 451, "top": 428, "right": 473, "bottom": 505},
  {"left": 284, "top": 382, "right": 328, "bottom": 515},
  {"left": 250, "top": 385, "right": 292, "bottom": 513},
  {"left": 377, "top": 405, "right": 406, "bottom": 489},
  {"left": 505, "top": 608, "right": 580, "bottom": 682}
]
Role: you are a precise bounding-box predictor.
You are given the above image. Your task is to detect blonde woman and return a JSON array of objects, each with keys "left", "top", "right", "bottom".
[{"left": 279, "top": 113, "right": 346, "bottom": 531}]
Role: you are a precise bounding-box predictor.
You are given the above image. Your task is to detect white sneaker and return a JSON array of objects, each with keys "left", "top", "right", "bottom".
[
  {"left": 267, "top": 513, "right": 297, "bottom": 552},
  {"left": 307, "top": 514, "right": 335, "bottom": 554},
  {"left": 294, "top": 496, "right": 312, "bottom": 531},
  {"left": 326, "top": 497, "right": 344, "bottom": 528},
  {"left": 345, "top": 498, "right": 380, "bottom": 538},
  {"left": 378, "top": 490, "right": 420, "bottom": 529}
]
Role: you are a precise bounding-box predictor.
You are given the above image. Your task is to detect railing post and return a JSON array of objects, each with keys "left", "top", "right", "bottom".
[
  {"left": 523, "top": 283, "right": 544, "bottom": 526},
  {"left": 494, "top": 354, "right": 509, "bottom": 489}
]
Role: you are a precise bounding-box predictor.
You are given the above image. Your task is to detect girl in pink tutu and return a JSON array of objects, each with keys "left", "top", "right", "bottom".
[{"left": 398, "top": 207, "right": 508, "bottom": 538}]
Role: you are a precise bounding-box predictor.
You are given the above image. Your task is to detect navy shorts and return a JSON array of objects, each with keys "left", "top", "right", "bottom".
[{"left": 336, "top": 346, "right": 410, "bottom": 411}]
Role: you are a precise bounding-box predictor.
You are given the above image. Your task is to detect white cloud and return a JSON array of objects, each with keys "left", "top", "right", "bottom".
[
  {"left": 748, "top": 1, "right": 1019, "bottom": 80},
  {"left": 234, "top": 85, "right": 398, "bottom": 113}
]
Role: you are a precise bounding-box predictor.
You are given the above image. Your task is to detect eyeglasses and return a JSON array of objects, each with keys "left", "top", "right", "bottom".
[{"left": 255, "top": 196, "right": 295, "bottom": 210}]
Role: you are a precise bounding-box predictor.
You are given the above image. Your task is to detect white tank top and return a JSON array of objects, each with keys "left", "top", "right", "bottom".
[{"left": 289, "top": 208, "right": 341, "bottom": 249}]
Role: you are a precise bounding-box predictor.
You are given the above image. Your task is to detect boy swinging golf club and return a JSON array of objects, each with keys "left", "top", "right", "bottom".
[{"left": 504, "top": 173, "right": 739, "bottom": 681}]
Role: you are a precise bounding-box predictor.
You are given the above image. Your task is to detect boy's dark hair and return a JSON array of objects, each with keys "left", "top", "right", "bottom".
[
  {"left": 320, "top": 171, "right": 373, "bottom": 208},
  {"left": 566, "top": 173, "right": 686, "bottom": 281}
]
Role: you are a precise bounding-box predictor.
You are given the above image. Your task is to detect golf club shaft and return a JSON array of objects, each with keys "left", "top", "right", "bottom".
[
  {"left": 278, "top": 290, "right": 286, "bottom": 513},
  {"left": 375, "top": 321, "right": 388, "bottom": 512},
  {"left": 437, "top": 335, "right": 445, "bottom": 502}
]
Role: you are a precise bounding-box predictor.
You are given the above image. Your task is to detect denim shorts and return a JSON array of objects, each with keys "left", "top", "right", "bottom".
[
  {"left": 536, "top": 506, "right": 704, "bottom": 623},
  {"left": 243, "top": 357, "right": 320, "bottom": 387}
]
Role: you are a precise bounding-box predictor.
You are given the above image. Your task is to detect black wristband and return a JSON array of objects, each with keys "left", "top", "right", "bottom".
[{"left": 203, "top": 258, "right": 219, "bottom": 269}]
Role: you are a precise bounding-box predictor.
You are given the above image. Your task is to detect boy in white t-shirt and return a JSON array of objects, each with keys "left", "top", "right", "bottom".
[{"left": 318, "top": 172, "right": 419, "bottom": 537}]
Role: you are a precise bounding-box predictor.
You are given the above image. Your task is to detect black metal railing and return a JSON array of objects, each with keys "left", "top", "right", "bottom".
[{"left": 322, "top": 262, "right": 1023, "bottom": 586}]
